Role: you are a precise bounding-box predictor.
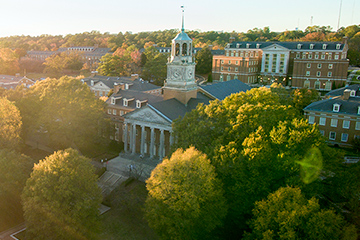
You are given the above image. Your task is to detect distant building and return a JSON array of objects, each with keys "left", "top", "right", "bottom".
[
  {"left": 24, "top": 45, "right": 111, "bottom": 66},
  {"left": 304, "top": 85, "right": 360, "bottom": 147},
  {"left": 0, "top": 75, "right": 35, "bottom": 89},
  {"left": 213, "top": 39, "right": 349, "bottom": 90}
]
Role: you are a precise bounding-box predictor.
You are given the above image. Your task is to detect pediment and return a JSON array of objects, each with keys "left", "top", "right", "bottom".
[
  {"left": 262, "top": 43, "right": 290, "bottom": 51},
  {"left": 93, "top": 81, "right": 111, "bottom": 90},
  {"left": 125, "top": 106, "right": 171, "bottom": 125}
]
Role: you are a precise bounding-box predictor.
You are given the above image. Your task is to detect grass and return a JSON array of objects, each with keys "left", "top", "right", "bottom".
[{"left": 99, "top": 179, "right": 158, "bottom": 240}]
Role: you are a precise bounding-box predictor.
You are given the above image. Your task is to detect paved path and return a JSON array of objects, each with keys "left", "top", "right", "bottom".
[
  {"left": 347, "top": 69, "right": 358, "bottom": 83},
  {"left": 0, "top": 223, "right": 25, "bottom": 240}
]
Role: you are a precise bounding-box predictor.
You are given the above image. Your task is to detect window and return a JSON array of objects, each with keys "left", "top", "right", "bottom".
[
  {"left": 328, "top": 55, "right": 332, "bottom": 60},
  {"left": 356, "top": 122, "right": 360, "bottom": 130},
  {"left": 325, "top": 81, "right": 332, "bottom": 90},
  {"left": 315, "top": 54, "right": 319, "bottom": 59},
  {"left": 331, "top": 119, "right": 338, "bottom": 127},
  {"left": 328, "top": 72, "right": 332, "bottom": 77},
  {"left": 111, "top": 98, "right": 116, "bottom": 105},
  {"left": 221, "top": 60, "right": 224, "bottom": 64},
  {"left": 328, "top": 64, "right": 333, "bottom": 69},
  {"left": 314, "top": 81, "right": 320, "bottom": 89},
  {"left": 317, "top": 63, "right": 322, "bottom": 69},
  {"left": 350, "top": 90, "right": 356, "bottom": 97},
  {"left": 322, "top": 44, "right": 327, "bottom": 49},
  {"left": 296, "top": 53, "right": 300, "bottom": 58},
  {"left": 329, "top": 132, "right": 336, "bottom": 140},
  {"left": 227, "top": 75, "right": 231, "bottom": 81},
  {"left": 304, "top": 80, "right": 310, "bottom": 88},
  {"left": 235, "top": 52, "right": 238, "bottom": 57},
  {"left": 228, "top": 60, "right": 231, "bottom": 64},
  {"left": 120, "top": 110, "right": 124, "bottom": 116},
  {"left": 297, "top": 44, "right": 302, "bottom": 49},
  {"left": 307, "top": 63, "right": 311, "bottom": 68},
  {"left": 335, "top": 55, "right": 339, "bottom": 60},
  {"left": 136, "top": 100, "right": 141, "bottom": 108},
  {"left": 319, "top": 117, "right": 326, "bottom": 126},
  {"left": 107, "top": 109, "right": 111, "bottom": 114},
  {"left": 321, "top": 54, "right": 325, "bottom": 59},
  {"left": 333, "top": 103, "right": 340, "bottom": 112},
  {"left": 221, "top": 67, "right": 224, "bottom": 71},
  {"left": 123, "top": 99, "right": 128, "bottom": 107},
  {"left": 336, "top": 44, "right": 341, "bottom": 50},
  {"left": 231, "top": 52, "right": 234, "bottom": 56},
  {"left": 226, "top": 51, "right": 229, "bottom": 56},
  {"left": 343, "top": 120, "right": 350, "bottom": 129},
  {"left": 308, "top": 116, "right": 315, "bottom": 124},
  {"left": 316, "top": 71, "right": 321, "bottom": 77},
  {"left": 228, "top": 67, "right": 231, "bottom": 71},
  {"left": 236, "top": 61, "right": 239, "bottom": 65},
  {"left": 302, "top": 54, "right": 306, "bottom": 59},
  {"left": 235, "top": 67, "right": 238, "bottom": 72},
  {"left": 308, "top": 54, "right": 312, "bottom": 59},
  {"left": 306, "top": 71, "right": 310, "bottom": 76},
  {"left": 320, "top": 130, "right": 325, "bottom": 136},
  {"left": 113, "top": 109, "right": 116, "bottom": 115},
  {"left": 219, "top": 75, "right": 223, "bottom": 81},
  {"left": 310, "top": 44, "right": 314, "bottom": 49},
  {"left": 341, "top": 133, "right": 348, "bottom": 142}
]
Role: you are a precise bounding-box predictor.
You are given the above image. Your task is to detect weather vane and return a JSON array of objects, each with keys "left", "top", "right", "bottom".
[{"left": 181, "top": 6, "right": 185, "bottom": 32}]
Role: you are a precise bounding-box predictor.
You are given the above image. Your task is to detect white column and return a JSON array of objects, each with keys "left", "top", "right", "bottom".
[
  {"left": 276, "top": 53, "right": 281, "bottom": 73},
  {"left": 129, "top": 123, "right": 133, "bottom": 153},
  {"left": 159, "top": 129, "right": 165, "bottom": 160},
  {"left": 140, "top": 125, "right": 145, "bottom": 156},
  {"left": 150, "top": 127, "right": 155, "bottom": 158},
  {"left": 170, "top": 130, "right": 174, "bottom": 147},
  {"left": 124, "top": 123, "right": 128, "bottom": 153},
  {"left": 132, "top": 123, "right": 136, "bottom": 154}
]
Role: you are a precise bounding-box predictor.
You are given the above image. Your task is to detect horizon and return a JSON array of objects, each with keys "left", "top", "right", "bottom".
[{"left": 0, "top": 0, "right": 358, "bottom": 38}]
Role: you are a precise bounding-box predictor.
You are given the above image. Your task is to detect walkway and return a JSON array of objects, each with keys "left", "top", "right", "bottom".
[
  {"left": 0, "top": 223, "right": 26, "bottom": 240},
  {"left": 347, "top": 69, "right": 359, "bottom": 83}
]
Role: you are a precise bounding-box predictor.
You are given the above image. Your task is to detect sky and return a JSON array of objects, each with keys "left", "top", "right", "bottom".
[{"left": 0, "top": 0, "right": 358, "bottom": 37}]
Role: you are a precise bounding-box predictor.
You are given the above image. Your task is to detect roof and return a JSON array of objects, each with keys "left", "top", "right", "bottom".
[
  {"left": 83, "top": 75, "right": 161, "bottom": 92},
  {"left": 149, "top": 98, "right": 193, "bottom": 121},
  {"left": 304, "top": 96, "right": 360, "bottom": 116},
  {"left": 107, "top": 89, "right": 163, "bottom": 109},
  {"left": 199, "top": 79, "right": 252, "bottom": 100},
  {"left": 173, "top": 31, "right": 192, "bottom": 41},
  {"left": 227, "top": 41, "right": 345, "bottom": 51},
  {"left": 326, "top": 84, "right": 360, "bottom": 98}
]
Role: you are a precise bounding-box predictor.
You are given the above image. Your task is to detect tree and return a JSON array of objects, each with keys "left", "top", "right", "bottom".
[
  {"left": 0, "top": 97, "right": 22, "bottom": 149},
  {"left": 141, "top": 46, "right": 168, "bottom": 86},
  {"left": 145, "top": 147, "right": 227, "bottom": 240},
  {"left": 22, "top": 148, "right": 102, "bottom": 240},
  {"left": 195, "top": 47, "right": 213, "bottom": 74},
  {"left": 291, "top": 88, "right": 320, "bottom": 115},
  {"left": 20, "top": 76, "right": 108, "bottom": 152},
  {"left": 0, "top": 149, "right": 35, "bottom": 231},
  {"left": 245, "top": 186, "right": 356, "bottom": 240},
  {"left": 0, "top": 48, "right": 20, "bottom": 75}
]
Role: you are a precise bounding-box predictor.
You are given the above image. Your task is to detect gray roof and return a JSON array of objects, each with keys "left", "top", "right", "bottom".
[
  {"left": 304, "top": 96, "right": 360, "bottom": 116},
  {"left": 227, "top": 41, "right": 345, "bottom": 51},
  {"left": 83, "top": 75, "right": 161, "bottom": 92},
  {"left": 326, "top": 84, "right": 360, "bottom": 98},
  {"left": 107, "top": 89, "right": 163, "bottom": 109},
  {"left": 199, "top": 79, "right": 252, "bottom": 100}
]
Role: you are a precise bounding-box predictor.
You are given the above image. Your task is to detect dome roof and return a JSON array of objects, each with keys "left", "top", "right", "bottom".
[{"left": 173, "top": 31, "right": 192, "bottom": 41}]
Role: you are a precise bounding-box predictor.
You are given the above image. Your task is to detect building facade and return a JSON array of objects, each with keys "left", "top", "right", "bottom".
[
  {"left": 304, "top": 86, "right": 360, "bottom": 147},
  {"left": 212, "top": 39, "right": 349, "bottom": 90}
]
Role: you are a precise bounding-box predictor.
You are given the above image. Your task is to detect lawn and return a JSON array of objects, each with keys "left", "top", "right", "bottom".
[{"left": 99, "top": 179, "right": 158, "bottom": 240}]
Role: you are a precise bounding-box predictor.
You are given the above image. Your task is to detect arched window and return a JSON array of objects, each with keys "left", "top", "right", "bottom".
[
  {"left": 220, "top": 75, "right": 223, "bottom": 82},
  {"left": 314, "top": 80, "right": 320, "bottom": 90},
  {"left": 175, "top": 43, "right": 180, "bottom": 56},
  {"left": 304, "top": 80, "right": 310, "bottom": 88},
  {"left": 182, "top": 43, "right": 187, "bottom": 56}
]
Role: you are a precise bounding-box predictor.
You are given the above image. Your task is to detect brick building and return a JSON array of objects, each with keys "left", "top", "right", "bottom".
[
  {"left": 212, "top": 39, "right": 349, "bottom": 90},
  {"left": 304, "top": 85, "right": 360, "bottom": 147}
]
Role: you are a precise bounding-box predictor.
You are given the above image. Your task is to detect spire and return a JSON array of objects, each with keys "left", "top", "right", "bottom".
[{"left": 181, "top": 6, "right": 184, "bottom": 32}]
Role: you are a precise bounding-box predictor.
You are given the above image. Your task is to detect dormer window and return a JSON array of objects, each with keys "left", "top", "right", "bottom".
[
  {"left": 297, "top": 44, "right": 302, "bottom": 49},
  {"left": 256, "top": 43, "right": 261, "bottom": 49},
  {"left": 322, "top": 44, "right": 327, "bottom": 49},
  {"left": 333, "top": 103, "right": 340, "bottom": 112},
  {"left": 236, "top": 43, "right": 241, "bottom": 48},
  {"left": 310, "top": 44, "right": 314, "bottom": 49},
  {"left": 125, "top": 84, "right": 129, "bottom": 90},
  {"left": 136, "top": 100, "right": 141, "bottom": 108},
  {"left": 111, "top": 97, "right": 115, "bottom": 105},
  {"left": 350, "top": 90, "right": 356, "bottom": 97},
  {"left": 91, "top": 80, "right": 94, "bottom": 86},
  {"left": 336, "top": 44, "right": 341, "bottom": 50},
  {"left": 246, "top": 43, "right": 250, "bottom": 48},
  {"left": 123, "top": 98, "right": 128, "bottom": 107},
  {"left": 358, "top": 106, "right": 360, "bottom": 115}
]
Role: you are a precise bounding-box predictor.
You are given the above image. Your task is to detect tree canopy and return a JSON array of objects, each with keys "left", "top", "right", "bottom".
[
  {"left": 245, "top": 186, "right": 357, "bottom": 240},
  {"left": 140, "top": 46, "right": 168, "bottom": 86},
  {"left": 22, "top": 148, "right": 102, "bottom": 240},
  {"left": 0, "top": 97, "right": 22, "bottom": 149},
  {"left": 17, "top": 76, "right": 108, "bottom": 152},
  {"left": 145, "top": 147, "right": 227, "bottom": 240},
  {"left": 195, "top": 47, "right": 213, "bottom": 75}
]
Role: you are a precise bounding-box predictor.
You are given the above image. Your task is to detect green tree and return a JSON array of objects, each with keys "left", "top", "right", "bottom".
[
  {"left": 141, "top": 46, "right": 168, "bottom": 86},
  {"left": 0, "top": 149, "right": 35, "bottom": 231},
  {"left": 0, "top": 48, "right": 20, "bottom": 75},
  {"left": 291, "top": 88, "right": 320, "bottom": 115},
  {"left": 22, "top": 148, "right": 102, "bottom": 240},
  {"left": 195, "top": 47, "right": 213, "bottom": 74},
  {"left": 245, "top": 186, "right": 356, "bottom": 240},
  {"left": 145, "top": 147, "right": 227, "bottom": 240},
  {"left": 21, "top": 76, "right": 108, "bottom": 152},
  {"left": 0, "top": 97, "right": 22, "bottom": 149}
]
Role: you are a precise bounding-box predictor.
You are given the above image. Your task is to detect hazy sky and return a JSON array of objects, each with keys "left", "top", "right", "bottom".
[{"left": 0, "top": 0, "right": 358, "bottom": 37}]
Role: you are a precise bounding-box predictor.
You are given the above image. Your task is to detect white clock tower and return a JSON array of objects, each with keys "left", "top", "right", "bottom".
[{"left": 163, "top": 7, "right": 197, "bottom": 105}]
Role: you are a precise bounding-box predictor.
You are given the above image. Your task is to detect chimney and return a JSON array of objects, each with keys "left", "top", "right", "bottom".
[
  {"left": 343, "top": 89, "right": 351, "bottom": 100},
  {"left": 229, "top": 37, "right": 235, "bottom": 43},
  {"left": 113, "top": 83, "right": 120, "bottom": 94},
  {"left": 342, "top": 36, "right": 348, "bottom": 45}
]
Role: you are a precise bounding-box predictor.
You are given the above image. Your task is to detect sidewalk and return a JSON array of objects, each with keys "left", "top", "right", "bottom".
[{"left": 0, "top": 223, "right": 25, "bottom": 240}]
